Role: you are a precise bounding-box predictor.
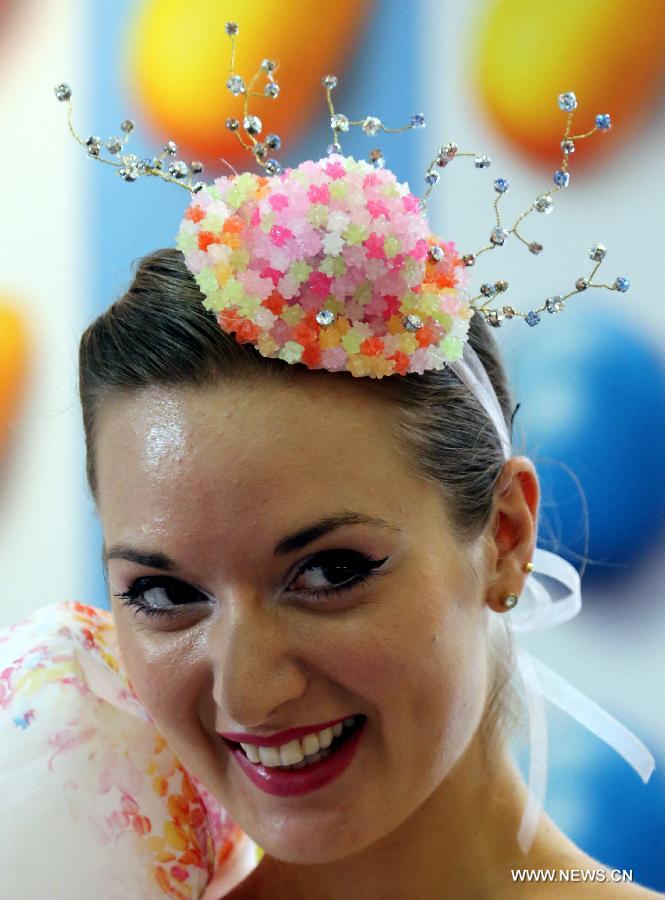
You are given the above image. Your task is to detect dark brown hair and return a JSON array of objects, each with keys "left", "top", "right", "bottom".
[{"left": 79, "top": 247, "right": 522, "bottom": 744}]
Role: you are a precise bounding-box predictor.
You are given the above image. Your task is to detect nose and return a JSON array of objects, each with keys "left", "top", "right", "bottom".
[{"left": 211, "top": 601, "right": 309, "bottom": 729}]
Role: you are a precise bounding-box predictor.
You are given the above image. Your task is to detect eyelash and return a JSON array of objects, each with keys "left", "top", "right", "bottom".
[{"left": 113, "top": 550, "right": 389, "bottom": 620}]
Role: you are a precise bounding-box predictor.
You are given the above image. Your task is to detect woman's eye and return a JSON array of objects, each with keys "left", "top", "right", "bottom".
[
  {"left": 113, "top": 577, "right": 209, "bottom": 619},
  {"left": 289, "top": 550, "right": 388, "bottom": 599}
]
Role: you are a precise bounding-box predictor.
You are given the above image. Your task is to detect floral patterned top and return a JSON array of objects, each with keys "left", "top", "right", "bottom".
[{"left": 0, "top": 601, "right": 262, "bottom": 899}]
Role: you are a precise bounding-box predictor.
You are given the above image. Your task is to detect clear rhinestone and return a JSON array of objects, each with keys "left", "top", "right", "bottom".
[
  {"left": 225, "top": 21, "right": 239, "bottom": 35},
  {"left": 261, "top": 58, "right": 277, "bottom": 71},
  {"left": 87, "top": 145, "right": 101, "bottom": 157},
  {"left": 106, "top": 137, "right": 122, "bottom": 154},
  {"left": 558, "top": 91, "right": 577, "bottom": 112},
  {"left": 169, "top": 160, "right": 189, "bottom": 178},
  {"left": 331, "top": 113, "right": 349, "bottom": 132},
  {"left": 403, "top": 314, "right": 423, "bottom": 331},
  {"left": 86, "top": 135, "right": 101, "bottom": 147},
  {"left": 265, "top": 158, "right": 283, "bottom": 176},
  {"left": 151, "top": 157, "right": 163, "bottom": 170},
  {"left": 502, "top": 306, "right": 515, "bottom": 319},
  {"left": 474, "top": 155, "right": 491, "bottom": 169},
  {"left": 54, "top": 83, "right": 72, "bottom": 101},
  {"left": 316, "top": 309, "right": 336, "bottom": 326},
  {"left": 589, "top": 243, "right": 607, "bottom": 261},
  {"left": 487, "top": 310, "right": 502, "bottom": 328},
  {"left": 253, "top": 142, "right": 267, "bottom": 160},
  {"left": 495, "top": 280, "right": 508, "bottom": 293},
  {"left": 121, "top": 119, "right": 135, "bottom": 133},
  {"left": 480, "top": 283, "right": 497, "bottom": 297},
  {"left": 441, "top": 142, "right": 458, "bottom": 159},
  {"left": 575, "top": 277, "right": 590, "bottom": 291},
  {"left": 226, "top": 117, "right": 240, "bottom": 131},
  {"left": 490, "top": 227, "right": 508, "bottom": 246},
  {"left": 265, "top": 133, "right": 281, "bottom": 150},
  {"left": 164, "top": 140, "right": 177, "bottom": 155},
  {"left": 561, "top": 139, "right": 575, "bottom": 154},
  {"left": 244, "top": 115, "right": 262, "bottom": 135},
  {"left": 226, "top": 75, "right": 245, "bottom": 95},
  {"left": 428, "top": 245, "right": 444, "bottom": 262},
  {"left": 264, "top": 82, "right": 280, "bottom": 98},
  {"left": 535, "top": 194, "right": 553, "bottom": 214},
  {"left": 322, "top": 74, "right": 338, "bottom": 90},
  {"left": 189, "top": 160, "right": 204, "bottom": 173},
  {"left": 362, "top": 116, "right": 382, "bottom": 136},
  {"left": 546, "top": 296, "right": 565, "bottom": 313}
]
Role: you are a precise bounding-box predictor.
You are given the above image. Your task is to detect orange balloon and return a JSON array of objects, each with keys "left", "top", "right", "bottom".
[
  {"left": 127, "top": 0, "right": 374, "bottom": 169},
  {"left": 0, "top": 302, "right": 29, "bottom": 459},
  {"left": 474, "top": 0, "right": 665, "bottom": 166}
]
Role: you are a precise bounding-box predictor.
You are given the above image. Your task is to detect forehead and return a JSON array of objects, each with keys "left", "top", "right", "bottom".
[{"left": 95, "top": 378, "right": 449, "bottom": 560}]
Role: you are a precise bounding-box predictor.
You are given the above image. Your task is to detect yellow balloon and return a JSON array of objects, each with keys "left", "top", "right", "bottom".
[
  {"left": 127, "top": 0, "right": 374, "bottom": 167},
  {"left": 0, "top": 301, "right": 29, "bottom": 459},
  {"left": 474, "top": 0, "right": 665, "bottom": 165}
]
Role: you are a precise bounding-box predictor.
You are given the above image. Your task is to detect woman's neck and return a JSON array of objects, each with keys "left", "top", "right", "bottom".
[{"left": 225, "top": 738, "right": 570, "bottom": 900}]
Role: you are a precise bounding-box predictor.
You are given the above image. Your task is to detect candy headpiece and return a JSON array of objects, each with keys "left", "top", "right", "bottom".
[
  {"left": 55, "top": 23, "right": 629, "bottom": 386},
  {"left": 55, "top": 23, "right": 654, "bottom": 857}
]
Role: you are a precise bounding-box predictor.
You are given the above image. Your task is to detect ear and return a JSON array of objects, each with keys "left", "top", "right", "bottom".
[{"left": 485, "top": 456, "right": 540, "bottom": 611}]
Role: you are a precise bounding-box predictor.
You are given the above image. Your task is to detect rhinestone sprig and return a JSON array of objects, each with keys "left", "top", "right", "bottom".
[{"left": 53, "top": 83, "right": 205, "bottom": 193}]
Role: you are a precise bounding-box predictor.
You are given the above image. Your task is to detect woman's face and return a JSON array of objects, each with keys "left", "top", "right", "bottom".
[{"left": 97, "top": 376, "right": 493, "bottom": 864}]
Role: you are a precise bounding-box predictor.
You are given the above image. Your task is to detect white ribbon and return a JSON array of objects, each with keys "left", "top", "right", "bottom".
[{"left": 448, "top": 344, "right": 656, "bottom": 855}]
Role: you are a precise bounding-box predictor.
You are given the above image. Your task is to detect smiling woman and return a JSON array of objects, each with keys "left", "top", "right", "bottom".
[{"left": 0, "top": 245, "right": 657, "bottom": 898}]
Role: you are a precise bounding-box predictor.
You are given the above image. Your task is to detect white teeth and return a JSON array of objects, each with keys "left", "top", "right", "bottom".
[
  {"left": 258, "top": 745, "right": 282, "bottom": 767},
  {"left": 302, "top": 732, "right": 320, "bottom": 756},
  {"left": 240, "top": 742, "right": 261, "bottom": 763},
  {"left": 333, "top": 722, "right": 343, "bottom": 738},
  {"left": 279, "top": 739, "right": 305, "bottom": 766},
  {"left": 318, "top": 727, "right": 333, "bottom": 749}
]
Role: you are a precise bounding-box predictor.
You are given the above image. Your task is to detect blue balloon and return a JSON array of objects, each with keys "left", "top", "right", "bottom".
[{"left": 502, "top": 310, "right": 665, "bottom": 580}]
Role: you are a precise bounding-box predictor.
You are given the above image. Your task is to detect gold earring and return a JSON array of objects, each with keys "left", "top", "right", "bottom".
[
  {"left": 523, "top": 561, "right": 534, "bottom": 573},
  {"left": 500, "top": 593, "right": 519, "bottom": 610}
]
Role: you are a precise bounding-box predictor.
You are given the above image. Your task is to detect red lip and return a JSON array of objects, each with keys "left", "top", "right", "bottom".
[
  {"left": 218, "top": 715, "right": 350, "bottom": 747},
  {"left": 228, "top": 718, "right": 366, "bottom": 797}
]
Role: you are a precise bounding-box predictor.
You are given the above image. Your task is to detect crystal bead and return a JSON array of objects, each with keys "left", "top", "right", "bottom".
[
  {"left": 428, "top": 245, "right": 444, "bottom": 262},
  {"left": 490, "top": 227, "right": 508, "bottom": 246},
  {"left": 589, "top": 243, "right": 607, "bottom": 261},
  {"left": 265, "top": 158, "right": 283, "bottom": 176},
  {"left": 595, "top": 113, "right": 611, "bottom": 130},
  {"left": 265, "top": 133, "right": 281, "bottom": 150},
  {"left": 151, "top": 157, "right": 163, "bottom": 170},
  {"left": 502, "top": 306, "right": 515, "bottom": 319},
  {"left": 561, "top": 139, "right": 575, "bottom": 155},
  {"left": 525, "top": 311, "right": 541, "bottom": 326},
  {"left": 189, "top": 160, "right": 204, "bottom": 173},
  {"left": 120, "top": 153, "right": 138, "bottom": 166},
  {"left": 474, "top": 155, "right": 491, "bottom": 169},
  {"left": 226, "top": 75, "right": 245, "bottom": 95},
  {"left": 480, "top": 283, "right": 496, "bottom": 297},
  {"left": 119, "top": 166, "right": 138, "bottom": 182},
  {"left": 487, "top": 310, "right": 502, "bottom": 328},
  {"left": 168, "top": 160, "right": 188, "bottom": 178},
  {"left": 244, "top": 115, "right": 262, "bottom": 136},
  {"left": 462, "top": 254, "right": 476, "bottom": 266},
  {"left": 441, "top": 142, "right": 458, "bottom": 159},
  {"left": 139, "top": 158, "right": 151, "bottom": 172},
  {"left": 106, "top": 137, "right": 122, "bottom": 154},
  {"left": 264, "top": 82, "right": 280, "bottom": 98},
  {"left": 410, "top": 113, "right": 426, "bottom": 128},
  {"left": 331, "top": 113, "right": 349, "bottom": 132},
  {"left": 164, "top": 140, "right": 177, "bottom": 155},
  {"left": 253, "top": 143, "right": 267, "bottom": 160},
  {"left": 316, "top": 309, "right": 336, "bottom": 326},
  {"left": 54, "top": 83, "right": 72, "bottom": 101},
  {"left": 87, "top": 145, "right": 101, "bottom": 157},
  {"left": 553, "top": 169, "right": 570, "bottom": 188},
  {"left": 546, "top": 296, "right": 564, "bottom": 313},
  {"left": 261, "top": 58, "right": 277, "bottom": 71},
  {"left": 225, "top": 21, "right": 239, "bottom": 35},
  {"left": 558, "top": 91, "right": 577, "bottom": 112},
  {"left": 322, "top": 74, "right": 338, "bottom": 89},
  {"left": 425, "top": 170, "right": 440, "bottom": 186},
  {"left": 535, "top": 194, "right": 553, "bottom": 214},
  {"left": 121, "top": 119, "right": 135, "bottom": 133},
  {"left": 362, "top": 116, "right": 382, "bottom": 136},
  {"left": 614, "top": 276, "right": 630, "bottom": 292},
  {"left": 494, "top": 177, "right": 509, "bottom": 193},
  {"left": 575, "top": 277, "right": 590, "bottom": 291},
  {"left": 369, "top": 148, "right": 384, "bottom": 168},
  {"left": 403, "top": 314, "right": 423, "bottom": 331},
  {"left": 495, "top": 280, "right": 508, "bottom": 293},
  {"left": 225, "top": 117, "right": 240, "bottom": 131},
  {"left": 192, "top": 182, "right": 204, "bottom": 193},
  {"left": 528, "top": 241, "right": 543, "bottom": 255},
  {"left": 135, "top": 159, "right": 147, "bottom": 173},
  {"left": 85, "top": 135, "right": 101, "bottom": 147}
]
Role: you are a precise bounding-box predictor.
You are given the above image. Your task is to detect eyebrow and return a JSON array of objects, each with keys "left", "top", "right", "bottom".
[{"left": 103, "top": 510, "right": 401, "bottom": 571}]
